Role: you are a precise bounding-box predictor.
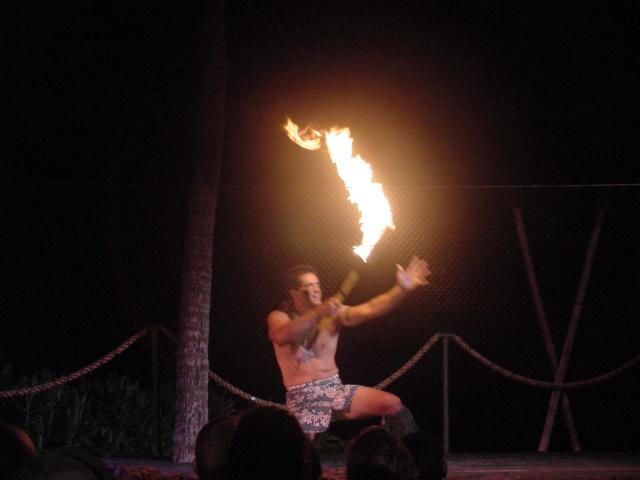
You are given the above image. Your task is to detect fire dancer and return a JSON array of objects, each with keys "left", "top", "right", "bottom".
[{"left": 267, "top": 256, "right": 430, "bottom": 437}]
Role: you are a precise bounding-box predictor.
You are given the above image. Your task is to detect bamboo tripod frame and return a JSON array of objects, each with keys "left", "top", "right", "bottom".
[{"left": 513, "top": 207, "right": 606, "bottom": 452}]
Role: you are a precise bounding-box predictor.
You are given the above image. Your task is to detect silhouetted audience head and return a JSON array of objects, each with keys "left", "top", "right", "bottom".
[
  {"left": 226, "top": 405, "right": 317, "bottom": 480},
  {"left": 1, "top": 420, "right": 37, "bottom": 477},
  {"left": 346, "top": 425, "right": 413, "bottom": 480},
  {"left": 302, "top": 435, "right": 322, "bottom": 480},
  {"left": 195, "top": 415, "right": 239, "bottom": 480},
  {"left": 402, "top": 430, "right": 447, "bottom": 480},
  {"left": 5, "top": 447, "right": 113, "bottom": 480}
]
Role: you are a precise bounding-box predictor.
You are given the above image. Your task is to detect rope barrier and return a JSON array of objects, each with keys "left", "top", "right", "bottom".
[
  {"left": 449, "top": 334, "right": 640, "bottom": 390},
  {"left": 2, "top": 328, "right": 638, "bottom": 401},
  {"left": 0, "top": 328, "right": 149, "bottom": 398},
  {"left": 157, "top": 326, "right": 286, "bottom": 408},
  {"left": 207, "top": 370, "right": 285, "bottom": 409},
  {"left": 374, "top": 333, "right": 442, "bottom": 390}
]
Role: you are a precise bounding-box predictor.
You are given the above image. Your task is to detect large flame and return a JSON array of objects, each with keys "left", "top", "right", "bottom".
[{"left": 284, "top": 118, "right": 395, "bottom": 262}]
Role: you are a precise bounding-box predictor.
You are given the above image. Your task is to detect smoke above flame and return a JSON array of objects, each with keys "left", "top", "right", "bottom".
[{"left": 284, "top": 118, "right": 395, "bottom": 262}]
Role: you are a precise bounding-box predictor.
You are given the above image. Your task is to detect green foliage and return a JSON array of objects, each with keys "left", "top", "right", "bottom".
[
  {"left": 0, "top": 365, "right": 182, "bottom": 458},
  {"left": 1, "top": 365, "right": 243, "bottom": 459}
]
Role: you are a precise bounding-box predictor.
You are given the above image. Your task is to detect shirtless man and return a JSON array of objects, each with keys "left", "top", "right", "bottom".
[{"left": 267, "top": 256, "right": 431, "bottom": 436}]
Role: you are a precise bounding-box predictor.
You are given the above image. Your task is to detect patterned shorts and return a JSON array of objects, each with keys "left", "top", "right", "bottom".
[{"left": 286, "top": 374, "right": 360, "bottom": 433}]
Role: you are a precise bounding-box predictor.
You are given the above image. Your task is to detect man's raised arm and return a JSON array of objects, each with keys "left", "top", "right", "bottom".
[{"left": 340, "top": 256, "right": 430, "bottom": 327}]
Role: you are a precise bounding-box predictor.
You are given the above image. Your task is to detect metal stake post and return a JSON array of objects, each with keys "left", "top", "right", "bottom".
[
  {"left": 442, "top": 334, "right": 450, "bottom": 455},
  {"left": 151, "top": 326, "right": 161, "bottom": 458}
]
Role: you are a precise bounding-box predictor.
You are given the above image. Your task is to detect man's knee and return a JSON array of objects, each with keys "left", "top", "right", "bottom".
[
  {"left": 383, "top": 394, "right": 403, "bottom": 415},
  {"left": 382, "top": 404, "right": 420, "bottom": 437}
]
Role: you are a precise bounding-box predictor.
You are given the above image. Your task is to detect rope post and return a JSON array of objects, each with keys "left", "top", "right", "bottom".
[
  {"left": 442, "top": 333, "right": 450, "bottom": 455},
  {"left": 151, "top": 326, "right": 161, "bottom": 458}
]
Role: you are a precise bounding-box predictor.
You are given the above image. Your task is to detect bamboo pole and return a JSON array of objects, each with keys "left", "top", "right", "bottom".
[
  {"left": 538, "top": 209, "right": 605, "bottom": 452},
  {"left": 513, "top": 208, "right": 581, "bottom": 452}
]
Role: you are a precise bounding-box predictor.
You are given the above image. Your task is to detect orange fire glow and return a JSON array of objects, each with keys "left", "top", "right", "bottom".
[{"left": 284, "top": 118, "right": 395, "bottom": 262}]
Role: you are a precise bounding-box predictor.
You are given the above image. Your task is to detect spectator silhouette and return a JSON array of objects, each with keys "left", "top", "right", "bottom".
[
  {"left": 302, "top": 435, "right": 321, "bottom": 480},
  {"left": 3, "top": 418, "right": 113, "bottom": 480},
  {"left": 225, "top": 406, "right": 320, "bottom": 480},
  {"left": 402, "top": 430, "right": 447, "bottom": 480},
  {"left": 6, "top": 446, "right": 114, "bottom": 480},
  {"left": 1, "top": 420, "right": 37, "bottom": 477},
  {"left": 346, "top": 425, "right": 413, "bottom": 480},
  {"left": 195, "top": 415, "right": 239, "bottom": 480}
]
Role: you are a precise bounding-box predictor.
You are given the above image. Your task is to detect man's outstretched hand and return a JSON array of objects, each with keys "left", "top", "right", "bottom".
[{"left": 396, "top": 256, "right": 431, "bottom": 292}]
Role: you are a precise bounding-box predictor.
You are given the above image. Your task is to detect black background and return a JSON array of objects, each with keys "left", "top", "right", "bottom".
[{"left": 2, "top": 1, "right": 639, "bottom": 452}]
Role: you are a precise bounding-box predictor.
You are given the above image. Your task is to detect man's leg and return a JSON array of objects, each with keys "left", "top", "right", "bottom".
[
  {"left": 334, "top": 386, "right": 419, "bottom": 437},
  {"left": 334, "top": 386, "right": 403, "bottom": 420}
]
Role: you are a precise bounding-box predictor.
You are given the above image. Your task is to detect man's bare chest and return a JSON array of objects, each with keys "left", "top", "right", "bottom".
[{"left": 308, "top": 328, "right": 339, "bottom": 355}]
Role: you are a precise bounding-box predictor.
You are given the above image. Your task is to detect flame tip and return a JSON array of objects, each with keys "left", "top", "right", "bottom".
[{"left": 284, "top": 117, "right": 394, "bottom": 259}]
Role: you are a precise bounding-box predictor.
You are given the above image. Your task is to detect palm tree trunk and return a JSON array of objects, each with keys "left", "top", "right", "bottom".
[{"left": 172, "top": 0, "right": 226, "bottom": 464}]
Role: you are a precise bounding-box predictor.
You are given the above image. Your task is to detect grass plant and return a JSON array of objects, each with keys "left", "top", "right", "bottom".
[{"left": 1, "top": 364, "right": 239, "bottom": 458}]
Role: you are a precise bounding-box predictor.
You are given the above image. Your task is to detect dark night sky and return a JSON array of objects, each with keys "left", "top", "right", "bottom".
[
  {"left": 2, "top": 1, "right": 639, "bottom": 451},
  {"left": 3, "top": 1, "right": 639, "bottom": 185},
  {"left": 221, "top": 0, "right": 639, "bottom": 187}
]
